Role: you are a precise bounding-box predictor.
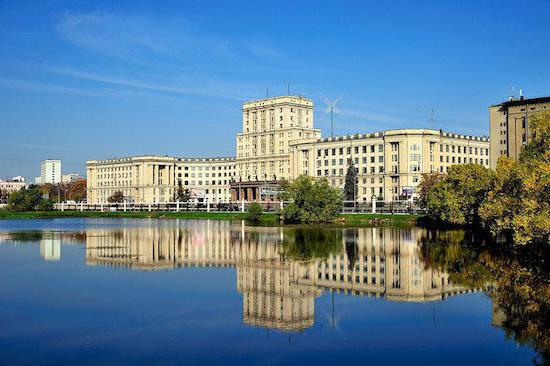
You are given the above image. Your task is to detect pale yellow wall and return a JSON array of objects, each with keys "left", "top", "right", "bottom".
[
  {"left": 290, "top": 129, "right": 489, "bottom": 201},
  {"left": 87, "top": 156, "right": 236, "bottom": 204},
  {"left": 236, "top": 96, "right": 321, "bottom": 182}
]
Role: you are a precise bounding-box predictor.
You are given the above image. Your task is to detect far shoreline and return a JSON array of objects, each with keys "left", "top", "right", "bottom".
[{"left": 0, "top": 210, "right": 419, "bottom": 228}]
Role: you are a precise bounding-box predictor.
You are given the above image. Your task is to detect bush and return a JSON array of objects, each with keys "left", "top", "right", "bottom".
[
  {"left": 7, "top": 186, "right": 52, "bottom": 212},
  {"left": 37, "top": 199, "right": 54, "bottom": 211},
  {"left": 280, "top": 175, "right": 342, "bottom": 223},
  {"left": 246, "top": 202, "right": 263, "bottom": 222}
]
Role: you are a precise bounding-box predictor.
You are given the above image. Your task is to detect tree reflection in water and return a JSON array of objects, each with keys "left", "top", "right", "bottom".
[{"left": 419, "top": 231, "right": 550, "bottom": 365}]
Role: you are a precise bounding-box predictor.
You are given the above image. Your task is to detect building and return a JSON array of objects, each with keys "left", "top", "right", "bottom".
[
  {"left": 39, "top": 159, "right": 61, "bottom": 184},
  {"left": 290, "top": 128, "right": 489, "bottom": 201},
  {"left": 11, "top": 176, "right": 25, "bottom": 182},
  {"left": 84, "top": 222, "right": 477, "bottom": 331},
  {"left": 0, "top": 180, "right": 26, "bottom": 203},
  {"left": 232, "top": 96, "right": 321, "bottom": 201},
  {"left": 62, "top": 173, "right": 82, "bottom": 183},
  {"left": 231, "top": 95, "right": 488, "bottom": 202},
  {"left": 489, "top": 95, "right": 550, "bottom": 169},
  {"left": 87, "top": 94, "right": 490, "bottom": 203},
  {"left": 86, "top": 156, "right": 236, "bottom": 204}
]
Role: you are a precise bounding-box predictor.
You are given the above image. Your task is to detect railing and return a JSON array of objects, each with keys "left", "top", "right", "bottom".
[
  {"left": 53, "top": 201, "right": 286, "bottom": 213},
  {"left": 342, "top": 200, "right": 424, "bottom": 215},
  {"left": 53, "top": 200, "right": 423, "bottom": 215}
]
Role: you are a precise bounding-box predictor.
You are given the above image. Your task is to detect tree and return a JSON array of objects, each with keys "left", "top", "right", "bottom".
[
  {"left": 279, "top": 175, "right": 342, "bottom": 223},
  {"left": 343, "top": 162, "right": 358, "bottom": 202},
  {"left": 416, "top": 172, "right": 444, "bottom": 209},
  {"left": 480, "top": 111, "right": 550, "bottom": 245},
  {"left": 7, "top": 185, "right": 53, "bottom": 211},
  {"left": 67, "top": 179, "right": 87, "bottom": 202},
  {"left": 175, "top": 185, "right": 191, "bottom": 202},
  {"left": 420, "top": 164, "right": 494, "bottom": 225},
  {"left": 107, "top": 190, "right": 125, "bottom": 203},
  {"left": 245, "top": 202, "right": 263, "bottom": 222},
  {"left": 0, "top": 188, "right": 10, "bottom": 204}
]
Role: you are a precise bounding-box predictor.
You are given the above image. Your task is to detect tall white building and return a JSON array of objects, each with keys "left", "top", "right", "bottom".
[{"left": 40, "top": 160, "right": 62, "bottom": 184}]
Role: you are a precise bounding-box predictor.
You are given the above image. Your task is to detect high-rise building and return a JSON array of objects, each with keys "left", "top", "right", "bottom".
[
  {"left": 40, "top": 159, "right": 61, "bottom": 184},
  {"left": 232, "top": 96, "right": 321, "bottom": 200},
  {"left": 489, "top": 95, "right": 550, "bottom": 169}
]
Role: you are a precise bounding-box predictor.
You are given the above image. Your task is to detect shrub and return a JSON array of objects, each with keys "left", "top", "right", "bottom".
[
  {"left": 246, "top": 202, "right": 263, "bottom": 222},
  {"left": 279, "top": 175, "right": 342, "bottom": 223}
]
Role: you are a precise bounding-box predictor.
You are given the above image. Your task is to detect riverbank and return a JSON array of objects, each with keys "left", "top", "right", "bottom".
[{"left": 0, "top": 210, "right": 419, "bottom": 226}]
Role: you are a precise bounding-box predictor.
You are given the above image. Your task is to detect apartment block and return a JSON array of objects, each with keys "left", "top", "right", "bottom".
[
  {"left": 489, "top": 95, "right": 550, "bottom": 169},
  {"left": 40, "top": 159, "right": 61, "bottom": 184}
]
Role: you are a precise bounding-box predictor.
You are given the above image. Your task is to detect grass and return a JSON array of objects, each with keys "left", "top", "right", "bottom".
[{"left": 0, "top": 210, "right": 420, "bottom": 227}]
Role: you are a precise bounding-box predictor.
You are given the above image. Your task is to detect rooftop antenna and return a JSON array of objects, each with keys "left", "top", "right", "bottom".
[
  {"left": 509, "top": 87, "right": 517, "bottom": 101},
  {"left": 322, "top": 96, "right": 341, "bottom": 138}
]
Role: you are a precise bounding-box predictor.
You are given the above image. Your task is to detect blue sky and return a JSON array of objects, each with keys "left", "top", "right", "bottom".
[{"left": 1, "top": 0, "right": 549, "bottom": 180}]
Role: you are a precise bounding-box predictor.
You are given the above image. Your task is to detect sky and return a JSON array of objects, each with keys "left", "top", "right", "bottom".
[{"left": 1, "top": 0, "right": 549, "bottom": 180}]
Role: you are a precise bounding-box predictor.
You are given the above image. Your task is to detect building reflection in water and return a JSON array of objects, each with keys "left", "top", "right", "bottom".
[
  {"left": 83, "top": 221, "right": 479, "bottom": 332},
  {"left": 40, "top": 237, "right": 61, "bottom": 261}
]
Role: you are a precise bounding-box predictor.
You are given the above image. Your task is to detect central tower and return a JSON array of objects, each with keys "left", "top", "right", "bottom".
[{"left": 232, "top": 95, "right": 321, "bottom": 201}]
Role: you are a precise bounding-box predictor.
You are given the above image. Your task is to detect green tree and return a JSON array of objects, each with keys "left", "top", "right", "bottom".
[
  {"left": 419, "top": 164, "right": 494, "bottom": 225},
  {"left": 343, "top": 162, "right": 358, "bottom": 201},
  {"left": 416, "top": 172, "right": 444, "bottom": 209},
  {"left": 175, "top": 185, "right": 191, "bottom": 202},
  {"left": 107, "top": 190, "right": 125, "bottom": 203},
  {"left": 0, "top": 188, "right": 10, "bottom": 204},
  {"left": 480, "top": 111, "right": 550, "bottom": 245},
  {"left": 7, "top": 186, "right": 52, "bottom": 211},
  {"left": 279, "top": 175, "right": 342, "bottom": 223},
  {"left": 245, "top": 202, "right": 263, "bottom": 222}
]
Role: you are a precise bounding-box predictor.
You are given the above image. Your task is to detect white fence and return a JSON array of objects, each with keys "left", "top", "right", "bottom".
[{"left": 53, "top": 199, "right": 423, "bottom": 215}]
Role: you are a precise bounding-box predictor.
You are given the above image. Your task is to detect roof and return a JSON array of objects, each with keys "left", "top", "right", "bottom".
[{"left": 491, "top": 96, "right": 550, "bottom": 111}]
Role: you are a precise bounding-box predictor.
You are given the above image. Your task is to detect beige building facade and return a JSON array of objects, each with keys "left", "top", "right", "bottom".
[
  {"left": 87, "top": 94, "right": 490, "bottom": 203},
  {"left": 489, "top": 96, "right": 550, "bottom": 169},
  {"left": 236, "top": 96, "right": 321, "bottom": 182},
  {"left": 87, "top": 156, "right": 235, "bottom": 204},
  {"left": 290, "top": 129, "right": 489, "bottom": 201}
]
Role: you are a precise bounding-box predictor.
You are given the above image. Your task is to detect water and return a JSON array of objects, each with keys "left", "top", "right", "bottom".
[{"left": 0, "top": 218, "right": 546, "bottom": 365}]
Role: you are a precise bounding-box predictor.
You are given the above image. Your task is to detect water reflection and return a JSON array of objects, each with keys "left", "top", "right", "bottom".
[
  {"left": 419, "top": 230, "right": 550, "bottom": 365},
  {"left": 27, "top": 221, "right": 474, "bottom": 332},
  {"left": 1, "top": 221, "right": 546, "bottom": 364}
]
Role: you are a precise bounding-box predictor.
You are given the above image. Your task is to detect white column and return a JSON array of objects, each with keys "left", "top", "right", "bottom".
[
  {"left": 123, "top": 201, "right": 127, "bottom": 212},
  {"left": 241, "top": 201, "right": 245, "bottom": 213},
  {"left": 207, "top": 201, "right": 210, "bottom": 212},
  {"left": 176, "top": 200, "right": 180, "bottom": 212},
  {"left": 61, "top": 202, "right": 64, "bottom": 212},
  {"left": 371, "top": 195, "right": 376, "bottom": 214},
  {"left": 80, "top": 202, "right": 83, "bottom": 212}
]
